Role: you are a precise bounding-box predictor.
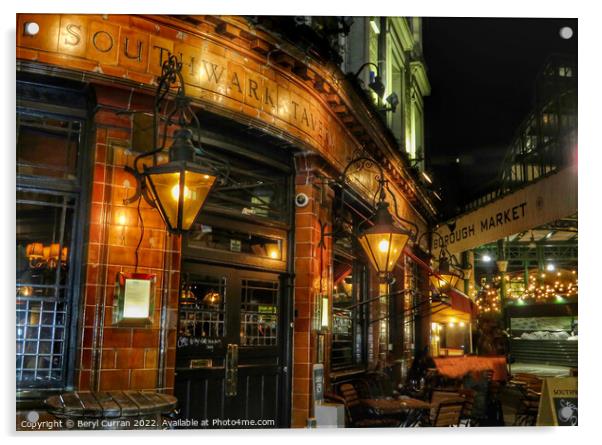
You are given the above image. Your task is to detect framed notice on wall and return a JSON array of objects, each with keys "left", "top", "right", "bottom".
[{"left": 113, "top": 272, "right": 156, "bottom": 326}]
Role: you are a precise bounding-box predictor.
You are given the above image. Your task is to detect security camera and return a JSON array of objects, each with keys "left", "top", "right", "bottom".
[{"left": 295, "top": 193, "right": 309, "bottom": 208}]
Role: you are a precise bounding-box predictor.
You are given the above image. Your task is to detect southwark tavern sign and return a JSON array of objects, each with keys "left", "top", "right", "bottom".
[{"left": 433, "top": 166, "right": 577, "bottom": 256}]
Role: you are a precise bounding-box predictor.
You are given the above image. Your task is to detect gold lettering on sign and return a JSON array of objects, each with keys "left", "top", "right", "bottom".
[
  {"left": 227, "top": 61, "right": 245, "bottom": 102},
  {"left": 64, "top": 24, "right": 81, "bottom": 46},
  {"left": 87, "top": 20, "right": 119, "bottom": 65},
  {"left": 203, "top": 60, "right": 225, "bottom": 84},
  {"left": 148, "top": 34, "right": 174, "bottom": 76},
  {"left": 174, "top": 43, "right": 200, "bottom": 86},
  {"left": 119, "top": 29, "right": 148, "bottom": 70},
  {"left": 124, "top": 37, "right": 143, "bottom": 61},
  {"left": 58, "top": 15, "right": 88, "bottom": 57},
  {"left": 93, "top": 30, "right": 113, "bottom": 53},
  {"left": 18, "top": 15, "right": 357, "bottom": 166},
  {"left": 231, "top": 72, "right": 242, "bottom": 92}
]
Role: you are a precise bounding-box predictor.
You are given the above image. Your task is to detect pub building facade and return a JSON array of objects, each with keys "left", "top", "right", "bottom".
[{"left": 16, "top": 14, "right": 471, "bottom": 428}]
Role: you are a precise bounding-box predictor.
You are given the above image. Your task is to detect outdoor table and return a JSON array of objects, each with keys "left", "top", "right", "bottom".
[
  {"left": 398, "top": 397, "right": 433, "bottom": 427},
  {"left": 45, "top": 390, "right": 177, "bottom": 430}
]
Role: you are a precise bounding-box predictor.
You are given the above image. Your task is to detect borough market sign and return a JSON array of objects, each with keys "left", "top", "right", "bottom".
[{"left": 432, "top": 166, "right": 577, "bottom": 256}]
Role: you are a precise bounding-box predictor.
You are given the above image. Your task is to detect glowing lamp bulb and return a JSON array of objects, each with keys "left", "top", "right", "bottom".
[
  {"left": 171, "top": 184, "right": 191, "bottom": 201},
  {"left": 378, "top": 239, "right": 390, "bottom": 253}
]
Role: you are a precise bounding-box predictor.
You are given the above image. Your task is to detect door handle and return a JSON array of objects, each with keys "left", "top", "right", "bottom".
[{"left": 225, "top": 343, "right": 238, "bottom": 397}]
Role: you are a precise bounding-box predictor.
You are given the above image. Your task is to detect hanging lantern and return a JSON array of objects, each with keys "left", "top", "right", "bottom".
[
  {"left": 145, "top": 129, "right": 217, "bottom": 234},
  {"left": 430, "top": 256, "right": 463, "bottom": 293},
  {"left": 123, "top": 55, "right": 227, "bottom": 236},
  {"left": 358, "top": 200, "right": 411, "bottom": 276}
]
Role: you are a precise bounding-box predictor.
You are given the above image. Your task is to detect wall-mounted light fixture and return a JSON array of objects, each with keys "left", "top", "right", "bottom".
[
  {"left": 24, "top": 22, "right": 40, "bottom": 36},
  {"left": 417, "top": 231, "right": 470, "bottom": 295},
  {"left": 381, "top": 92, "right": 399, "bottom": 113},
  {"left": 123, "top": 55, "right": 228, "bottom": 234},
  {"left": 353, "top": 62, "right": 385, "bottom": 99},
  {"left": 319, "top": 155, "right": 418, "bottom": 280}
]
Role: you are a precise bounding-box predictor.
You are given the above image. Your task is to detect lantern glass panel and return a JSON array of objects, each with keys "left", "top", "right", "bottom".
[
  {"left": 148, "top": 170, "right": 216, "bottom": 231},
  {"left": 358, "top": 231, "right": 409, "bottom": 274},
  {"left": 430, "top": 272, "right": 461, "bottom": 293}
]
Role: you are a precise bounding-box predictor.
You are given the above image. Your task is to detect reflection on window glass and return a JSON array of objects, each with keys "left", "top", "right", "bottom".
[
  {"left": 178, "top": 274, "right": 226, "bottom": 348},
  {"left": 17, "top": 104, "right": 83, "bottom": 390},
  {"left": 187, "top": 223, "right": 283, "bottom": 260},
  {"left": 240, "top": 280, "right": 279, "bottom": 346},
  {"left": 16, "top": 190, "right": 75, "bottom": 387},
  {"left": 17, "top": 114, "right": 80, "bottom": 179},
  {"left": 203, "top": 146, "right": 288, "bottom": 222},
  {"left": 332, "top": 257, "right": 355, "bottom": 370}
]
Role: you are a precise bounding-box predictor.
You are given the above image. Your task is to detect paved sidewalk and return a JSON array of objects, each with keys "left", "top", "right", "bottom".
[{"left": 510, "top": 363, "right": 571, "bottom": 378}]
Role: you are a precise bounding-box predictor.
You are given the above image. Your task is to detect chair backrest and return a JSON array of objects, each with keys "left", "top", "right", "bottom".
[
  {"left": 354, "top": 378, "right": 374, "bottom": 399},
  {"left": 430, "top": 390, "right": 460, "bottom": 420},
  {"left": 483, "top": 369, "right": 494, "bottom": 381},
  {"left": 432, "top": 398, "right": 465, "bottom": 427},
  {"left": 363, "top": 371, "right": 393, "bottom": 398},
  {"left": 458, "top": 388, "right": 476, "bottom": 418},
  {"left": 513, "top": 373, "right": 542, "bottom": 394},
  {"left": 338, "top": 383, "right": 363, "bottom": 423}
]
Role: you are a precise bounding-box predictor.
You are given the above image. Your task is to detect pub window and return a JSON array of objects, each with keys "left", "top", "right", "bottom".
[
  {"left": 331, "top": 207, "right": 368, "bottom": 371},
  {"left": 203, "top": 145, "right": 290, "bottom": 223},
  {"left": 178, "top": 274, "right": 227, "bottom": 349},
  {"left": 402, "top": 256, "right": 418, "bottom": 366},
  {"left": 16, "top": 104, "right": 86, "bottom": 390},
  {"left": 240, "top": 279, "right": 279, "bottom": 347}
]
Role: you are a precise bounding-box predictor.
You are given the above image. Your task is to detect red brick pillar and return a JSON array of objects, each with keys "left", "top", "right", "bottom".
[
  {"left": 291, "top": 156, "right": 333, "bottom": 428},
  {"left": 75, "top": 85, "right": 179, "bottom": 393}
]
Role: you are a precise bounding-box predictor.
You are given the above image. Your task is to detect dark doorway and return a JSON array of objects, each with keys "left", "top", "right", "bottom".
[{"left": 175, "top": 262, "right": 288, "bottom": 428}]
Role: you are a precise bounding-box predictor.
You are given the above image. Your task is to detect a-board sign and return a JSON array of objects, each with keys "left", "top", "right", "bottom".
[{"left": 536, "top": 377, "right": 578, "bottom": 426}]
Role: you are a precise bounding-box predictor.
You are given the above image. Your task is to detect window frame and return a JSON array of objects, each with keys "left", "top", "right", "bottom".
[
  {"left": 330, "top": 199, "right": 372, "bottom": 372},
  {"left": 16, "top": 87, "right": 92, "bottom": 392}
]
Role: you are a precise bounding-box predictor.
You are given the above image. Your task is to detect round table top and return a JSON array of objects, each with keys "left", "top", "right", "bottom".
[{"left": 45, "top": 390, "right": 177, "bottom": 418}]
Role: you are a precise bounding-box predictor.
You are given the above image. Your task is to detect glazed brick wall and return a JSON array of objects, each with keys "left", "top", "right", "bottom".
[
  {"left": 75, "top": 84, "right": 179, "bottom": 394},
  {"left": 291, "top": 159, "right": 333, "bottom": 428}
]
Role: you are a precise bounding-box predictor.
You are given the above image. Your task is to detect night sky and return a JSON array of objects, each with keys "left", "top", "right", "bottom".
[{"left": 422, "top": 17, "right": 578, "bottom": 217}]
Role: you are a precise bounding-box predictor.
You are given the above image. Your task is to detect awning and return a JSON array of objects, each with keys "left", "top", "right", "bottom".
[
  {"left": 431, "top": 288, "right": 476, "bottom": 323},
  {"left": 404, "top": 248, "right": 476, "bottom": 322}
]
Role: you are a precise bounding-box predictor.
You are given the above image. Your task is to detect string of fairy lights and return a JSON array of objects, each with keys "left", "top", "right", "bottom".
[{"left": 474, "top": 268, "right": 578, "bottom": 314}]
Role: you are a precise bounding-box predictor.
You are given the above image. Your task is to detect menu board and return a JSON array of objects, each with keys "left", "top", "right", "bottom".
[{"left": 123, "top": 278, "right": 152, "bottom": 318}]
